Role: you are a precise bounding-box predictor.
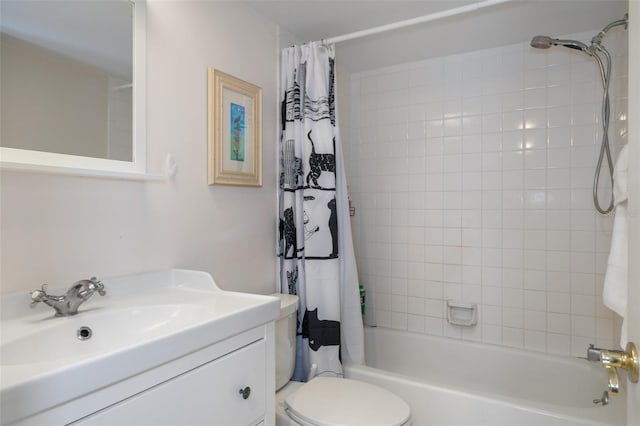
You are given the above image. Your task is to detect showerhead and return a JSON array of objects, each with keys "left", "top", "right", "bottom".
[
  {"left": 530, "top": 35, "right": 590, "bottom": 52},
  {"left": 530, "top": 35, "right": 553, "bottom": 49}
]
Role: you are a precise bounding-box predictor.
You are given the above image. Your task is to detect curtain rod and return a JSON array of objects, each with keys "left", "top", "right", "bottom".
[{"left": 322, "top": 0, "right": 514, "bottom": 45}]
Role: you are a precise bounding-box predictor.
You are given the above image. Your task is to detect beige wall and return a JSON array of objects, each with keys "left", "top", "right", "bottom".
[
  {"left": 0, "top": 0, "right": 279, "bottom": 294},
  {"left": 1, "top": 33, "right": 110, "bottom": 159}
]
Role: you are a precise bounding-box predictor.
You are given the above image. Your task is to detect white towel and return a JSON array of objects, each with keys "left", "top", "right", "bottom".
[{"left": 603, "top": 143, "right": 629, "bottom": 348}]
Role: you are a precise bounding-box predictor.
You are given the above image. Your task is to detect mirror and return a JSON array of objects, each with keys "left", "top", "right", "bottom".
[{"left": 0, "top": 0, "right": 150, "bottom": 178}]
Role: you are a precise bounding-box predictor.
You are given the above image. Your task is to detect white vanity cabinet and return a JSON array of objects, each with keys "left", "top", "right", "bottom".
[
  {"left": 15, "top": 325, "right": 275, "bottom": 426},
  {"left": 77, "top": 341, "right": 265, "bottom": 425},
  {"left": 1, "top": 270, "right": 279, "bottom": 426},
  {"left": 72, "top": 333, "right": 268, "bottom": 425}
]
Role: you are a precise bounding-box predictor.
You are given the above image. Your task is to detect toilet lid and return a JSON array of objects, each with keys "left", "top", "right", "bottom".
[{"left": 285, "top": 377, "right": 411, "bottom": 426}]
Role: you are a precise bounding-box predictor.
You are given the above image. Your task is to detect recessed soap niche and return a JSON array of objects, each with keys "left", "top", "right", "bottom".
[{"left": 446, "top": 301, "right": 478, "bottom": 327}]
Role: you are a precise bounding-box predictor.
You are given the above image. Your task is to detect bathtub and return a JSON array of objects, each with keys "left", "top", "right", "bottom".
[{"left": 343, "top": 327, "right": 626, "bottom": 426}]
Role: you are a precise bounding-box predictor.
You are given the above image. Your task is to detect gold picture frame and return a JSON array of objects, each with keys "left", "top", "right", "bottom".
[{"left": 208, "top": 68, "right": 262, "bottom": 186}]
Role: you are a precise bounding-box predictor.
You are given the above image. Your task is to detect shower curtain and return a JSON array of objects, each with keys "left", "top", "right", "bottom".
[{"left": 278, "top": 41, "right": 364, "bottom": 381}]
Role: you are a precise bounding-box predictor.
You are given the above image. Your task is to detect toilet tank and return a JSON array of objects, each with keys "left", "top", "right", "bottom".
[{"left": 272, "top": 293, "right": 298, "bottom": 391}]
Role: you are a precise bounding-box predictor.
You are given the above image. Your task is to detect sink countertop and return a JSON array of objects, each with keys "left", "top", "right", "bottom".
[{"left": 0, "top": 269, "right": 280, "bottom": 424}]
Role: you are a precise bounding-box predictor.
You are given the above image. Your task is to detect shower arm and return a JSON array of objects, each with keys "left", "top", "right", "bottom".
[{"left": 591, "top": 15, "right": 629, "bottom": 46}]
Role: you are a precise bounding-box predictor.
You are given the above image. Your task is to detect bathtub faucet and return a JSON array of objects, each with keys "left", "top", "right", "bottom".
[
  {"left": 30, "top": 277, "right": 106, "bottom": 317},
  {"left": 587, "top": 344, "right": 604, "bottom": 362},
  {"left": 586, "top": 343, "right": 639, "bottom": 395}
]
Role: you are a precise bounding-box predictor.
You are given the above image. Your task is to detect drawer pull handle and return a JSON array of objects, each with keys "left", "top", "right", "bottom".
[{"left": 239, "top": 386, "right": 251, "bottom": 400}]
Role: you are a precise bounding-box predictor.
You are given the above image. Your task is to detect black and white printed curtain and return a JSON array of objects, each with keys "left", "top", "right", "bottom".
[{"left": 279, "top": 42, "right": 364, "bottom": 381}]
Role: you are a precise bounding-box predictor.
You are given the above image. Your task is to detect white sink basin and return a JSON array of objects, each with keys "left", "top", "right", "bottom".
[
  {"left": 1, "top": 304, "right": 207, "bottom": 365},
  {"left": 0, "top": 269, "right": 280, "bottom": 425}
]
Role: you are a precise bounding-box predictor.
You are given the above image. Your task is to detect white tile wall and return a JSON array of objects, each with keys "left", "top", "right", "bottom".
[{"left": 348, "top": 30, "right": 628, "bottom": 356}]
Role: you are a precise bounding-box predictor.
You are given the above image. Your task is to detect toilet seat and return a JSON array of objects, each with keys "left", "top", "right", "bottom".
[{"left": 284, "top": 377, "right": 411, "bottom": 426}]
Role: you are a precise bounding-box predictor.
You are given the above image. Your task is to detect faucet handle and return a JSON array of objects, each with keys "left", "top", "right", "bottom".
[
  {"left": 30, "top": 284, "right": 48, "bottom": 307},
  {"left": 89, "top": 277, "right": 106, "bottom": 296},
  {"left": 600, "top": 342, "right": 639, "bottom": 384}
]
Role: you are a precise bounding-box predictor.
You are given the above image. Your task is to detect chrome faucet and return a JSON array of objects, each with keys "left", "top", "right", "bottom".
[
  {"left": 30, "top": 277, "right": 106, "bottom": 316},
  {"left": 587, "top": 343, "right": 639, "bottom": 396}
]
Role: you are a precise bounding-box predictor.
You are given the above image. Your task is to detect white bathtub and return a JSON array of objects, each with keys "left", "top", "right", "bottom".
[{"left": 343, "top": 327, "right": 626, "bottom": 426}]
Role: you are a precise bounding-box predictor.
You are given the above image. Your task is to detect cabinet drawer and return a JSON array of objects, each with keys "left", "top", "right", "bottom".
[{"left": 73, "top": 340, "right": 266, "bottom": 425}]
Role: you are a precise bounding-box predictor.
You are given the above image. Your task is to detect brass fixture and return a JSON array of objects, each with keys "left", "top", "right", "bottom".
[
  {"left": 605, "top": 366, "right": 620, "bottom": 394},
  {"left": 601, "top": 342, "right": 639, "bottom": 382},
  {"left": 587, "top": 342, "right": 639, "bottom": 396}
]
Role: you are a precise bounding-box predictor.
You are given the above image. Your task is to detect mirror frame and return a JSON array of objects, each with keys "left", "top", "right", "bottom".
[{"left": 0, "top": 1, "right": 158, "bottom": 180}]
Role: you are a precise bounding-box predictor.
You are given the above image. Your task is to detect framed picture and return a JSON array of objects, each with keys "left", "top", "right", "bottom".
[{"left": 208, "top": 68, "right": 262, "bottom": 186}]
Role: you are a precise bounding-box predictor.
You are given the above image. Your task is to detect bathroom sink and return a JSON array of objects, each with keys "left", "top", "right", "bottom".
[
  {"left": 1, "top": 304, "right": 207, "bottom": 365},
  {"left": 0, "top": 269, "right": 280, "bottom": 425}
]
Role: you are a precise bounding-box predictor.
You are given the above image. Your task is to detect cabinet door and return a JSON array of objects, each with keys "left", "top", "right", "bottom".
[{"left": 72, "top": 340, "right": 266, "bottom": 426}]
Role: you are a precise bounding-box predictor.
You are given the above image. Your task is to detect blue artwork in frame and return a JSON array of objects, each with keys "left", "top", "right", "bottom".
[
  {"left": 230, "top": 102, "right": 245, "bottom": 162},
  {"left": 208, "top": 67, "right": 262, "bottom": 186}
]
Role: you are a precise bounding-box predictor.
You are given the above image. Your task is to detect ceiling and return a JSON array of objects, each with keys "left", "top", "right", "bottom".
[
  {"left": 0, "top": 1, "right": 628, "bottom": 77},
  {"left": 245, "top": 0, "right": 629, "bottom": 72}
]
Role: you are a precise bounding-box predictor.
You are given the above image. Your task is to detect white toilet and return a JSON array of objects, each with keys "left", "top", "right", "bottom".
[{"left": 273, "top": 293, "right": 411, "bottom": 426}]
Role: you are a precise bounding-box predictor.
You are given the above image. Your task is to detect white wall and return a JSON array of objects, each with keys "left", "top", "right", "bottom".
[
  {"left": 0, "top": 0, "right": 279, "bottom": 295},
  {"left": 348, "top": 29, "right": 628, "bottom": 356}
]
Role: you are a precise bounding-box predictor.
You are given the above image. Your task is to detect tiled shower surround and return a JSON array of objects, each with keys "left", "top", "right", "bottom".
[{"left": 347, "top": 30, "right": 628, "bottom": 356}]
